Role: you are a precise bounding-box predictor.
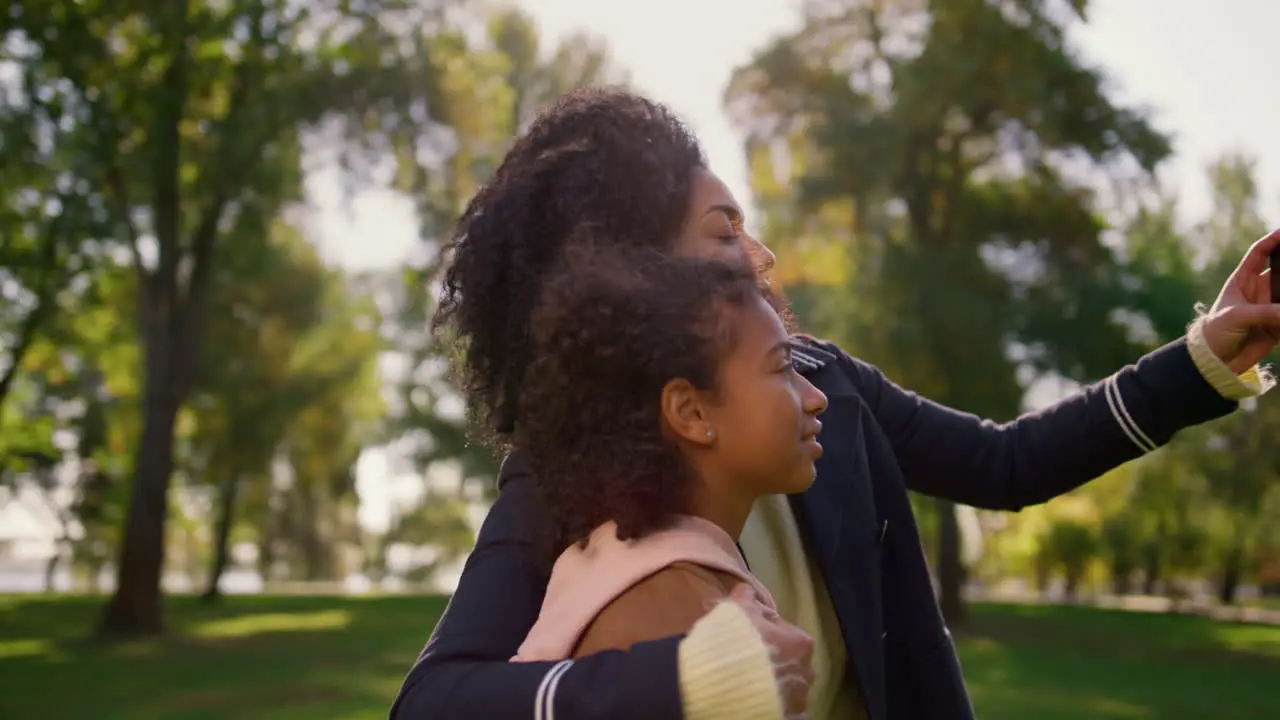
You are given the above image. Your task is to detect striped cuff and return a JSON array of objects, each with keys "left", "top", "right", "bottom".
[
  {"left": 1186, "top": 317, "right": 1275, "bottom": 401},
  {"left": 1102, "top": 369, "right": 1158, "bottom": 454},
  {"left": 534, "top": 660, "right": 575, "bottom": 720},
  {"left": 679, "top": 601, "right": 782, "bottom": 720}
]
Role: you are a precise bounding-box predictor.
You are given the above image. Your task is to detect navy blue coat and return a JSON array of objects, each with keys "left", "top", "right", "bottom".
[{"left": 390, "top": 336, "right": 1234, "bottom": 719}]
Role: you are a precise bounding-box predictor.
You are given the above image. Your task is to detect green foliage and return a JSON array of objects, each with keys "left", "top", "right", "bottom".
[
  {"left": 727, "top": 0, "right": 1183, "bottom": 622},
  {"left": 979, "top": 152, "right": 1279, "bottom": 603},
  {"left": 1099, "top": 514, "right": 1142, "bottom": 594},
  {"left": 1038, "top": 519, "right": 1099, "bottom": 597},
  {"left": 178, "top": 218, "right": 386, "bottom": 592},
  {"left": 729, "top": 1, "right": 1280, "bottom": 617},
  {"left": 387, "top": 7, "right": 622, "bottom": 499},
  {"left": 0, "top": 0, "right": 627, "bottom": 620},
  {"left": 2, "top": 0, "right": 459, "bottom": 632},
  {"left": 727, "top": 0, "right": 1170, "bottom": 404}
]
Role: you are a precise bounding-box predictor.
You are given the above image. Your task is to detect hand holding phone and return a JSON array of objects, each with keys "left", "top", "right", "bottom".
[{"left": 1202, "top": 230, "right": 1280, "bottom": 371}]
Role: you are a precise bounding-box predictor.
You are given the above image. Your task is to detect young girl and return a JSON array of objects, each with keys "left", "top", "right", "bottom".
[{"left": 507, "top": 245, "right": 828, "bottom": 663}]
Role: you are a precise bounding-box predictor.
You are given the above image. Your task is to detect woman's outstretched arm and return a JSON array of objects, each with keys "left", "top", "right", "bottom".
[{"left": 813, "top": 326, "right": 1256, "bottom": 511}]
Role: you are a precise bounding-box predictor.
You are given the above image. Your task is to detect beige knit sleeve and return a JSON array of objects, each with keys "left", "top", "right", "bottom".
[
  {"left": 679, "top": 600, "right": 783, "bottom": 720},
  {"left": 1187, "top": 315, "right": 1274, "bottom": 400}
]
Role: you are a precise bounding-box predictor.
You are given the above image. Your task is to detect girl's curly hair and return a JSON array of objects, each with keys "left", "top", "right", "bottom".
[
  {"left": 516, "top": 245, "right": 761, "bottom": 555},
  {"left": 431, "top": 87, "right": 706, "bottom": 441}
]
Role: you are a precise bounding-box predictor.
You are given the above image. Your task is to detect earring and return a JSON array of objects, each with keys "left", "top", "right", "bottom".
[{"left": 705, "top": 429, "right": 715, "bottom": 440}]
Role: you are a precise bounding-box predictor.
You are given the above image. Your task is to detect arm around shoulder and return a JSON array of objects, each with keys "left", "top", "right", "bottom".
[
  {"left": 573, "top": 564, "right": 782, "bottom": 720},
  {"left": 389, "top": 468, "right": 685, "bottom": 720}
]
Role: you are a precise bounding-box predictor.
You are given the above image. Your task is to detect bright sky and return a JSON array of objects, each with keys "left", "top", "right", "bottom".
[
  {"left": 313, "top": 0, "right": 1280, "bottom": 272},
  {"left": 314, "top": 0, "right": 1280, "bottom": 534}
]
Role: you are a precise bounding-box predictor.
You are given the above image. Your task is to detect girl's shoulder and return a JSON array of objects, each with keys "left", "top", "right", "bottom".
[
  {"left": 572, "top": 562, "right": 739, "bottom": 657},
  {"left": 515, "top": 517, "right": 769, "bottom": 661}
]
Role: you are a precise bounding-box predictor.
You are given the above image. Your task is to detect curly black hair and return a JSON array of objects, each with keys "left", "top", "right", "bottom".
[
  {"left": 431, "top": 87, "right": 706, "bottom": 440},
  {"left": 516, "top": 245, "right": 761, "bottom": 555}
]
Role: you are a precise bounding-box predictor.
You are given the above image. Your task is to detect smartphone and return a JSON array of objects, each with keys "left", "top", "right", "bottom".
[{"left": 1273, "top": 245, "right": 1280, "bottom": 302}]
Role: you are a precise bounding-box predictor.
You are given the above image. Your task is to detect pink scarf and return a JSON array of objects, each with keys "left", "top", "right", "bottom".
[{"left": 513, "top": 515, "right": 777, "bottom": 662}]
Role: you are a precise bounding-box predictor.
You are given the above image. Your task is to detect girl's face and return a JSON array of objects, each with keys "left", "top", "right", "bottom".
[
  {"left": 661, "top": 292, "right": 827, "bottom": 536},
  {"left": 671, "top": 168, "right": 776, "bottom": 275},
  {"left": 703, "top": 296, "right": 829, "bottom": 498}
]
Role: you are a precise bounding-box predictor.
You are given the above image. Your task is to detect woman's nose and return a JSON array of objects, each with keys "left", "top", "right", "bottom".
[{"left": 742, "top": 235, "right": 776, "bottom": 273}]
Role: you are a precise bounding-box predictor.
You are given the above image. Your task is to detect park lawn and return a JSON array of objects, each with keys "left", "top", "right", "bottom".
[{"left": 0, "top": 595, "right": 1277, "bottom": 720}]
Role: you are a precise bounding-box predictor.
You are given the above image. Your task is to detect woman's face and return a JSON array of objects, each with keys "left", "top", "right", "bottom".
[{"left": 671, "top": 168, "right": 776, "bottom": 275}]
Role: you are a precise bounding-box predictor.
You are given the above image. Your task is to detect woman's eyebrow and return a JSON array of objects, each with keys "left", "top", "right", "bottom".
[
  {"left": 704, "top": 203, "right": 744, "bottom": 224},
  {"left": 765, "top": 340, "right": 791, "bottom": 361}
]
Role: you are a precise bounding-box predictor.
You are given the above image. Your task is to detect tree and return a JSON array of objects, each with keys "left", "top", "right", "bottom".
[
  {"left": 1164, "top": 154, "right": 1279, "bottom": 604},
  {"left": 388, "top": 8, "right": 624, "bottom": 500},
  {"left": 0, "top": 34, "right": 110, "bottom": 420},
  {"left": 185, "top": 220, "right": 348, "bottom": 600},
  {"left": 726, "top": 0, "right": 1172, "bottom": 622},
  {"left": 275, "top": 276, "right": 384, "bottom": 583},
  {"left": 5, "top": 0, "right": 463, "bottom": 635},
  {"left": 1038, "top": 519, "right": 1098, "bottom": 599}
]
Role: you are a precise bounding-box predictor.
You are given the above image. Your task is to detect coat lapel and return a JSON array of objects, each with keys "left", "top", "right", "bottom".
[{"left": 794, "top": 393, "right": 888, "bottom": 719}]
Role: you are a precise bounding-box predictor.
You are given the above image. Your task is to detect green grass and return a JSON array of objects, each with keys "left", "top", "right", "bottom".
[
  {"left": 0, "top": 595, "right": 1276, "bottom": 719},
  {"left": 0, "top": 594, "right": 443, "bottom": 720},
  {"left": 959, "top": 603, "right": 1280, "bottom": 719}
]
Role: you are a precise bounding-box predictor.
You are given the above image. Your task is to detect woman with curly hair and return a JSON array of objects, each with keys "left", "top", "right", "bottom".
[
  {"left": 509, "top": 247, "right": 826, "bottom": 664},
  {"left": 391, "top": 86, "right": 1280, "bottom": 720}
]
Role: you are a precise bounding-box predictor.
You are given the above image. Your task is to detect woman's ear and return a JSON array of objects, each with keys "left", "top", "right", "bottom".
[{"left": 660, "top": 377, "right": 715, "bottom": 447}]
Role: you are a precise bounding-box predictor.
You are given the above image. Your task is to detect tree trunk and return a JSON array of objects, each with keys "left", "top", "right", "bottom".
[
  {"left": 44, "top": 550, "right": 62, "bottom": 592},
  {"left": 1034, "top": 555, "right": 1051, "bottom": 596},
  {"left": 97, "top": 339, "right": 182, "bottom": 637},
  {"left": 936, "top": 497, "right": 965, "bottom": 625},
  {"left": 1218, "top": 545, "right": 1244, "bottom": 606},
  {"left": 1110, "top": 568, "right": 1133, "bottom": 596},
  {"left": 1141, "top": 539, "right": 1162, "bottom": 595},
  {"left": 299, "top": 484, "right": 329, "bottom": 581},
  {"left": 258, "top": 530, "right": 276, "bottom": 582},
  {"left": 88, "top": 558, "right": 106, "bottom": 594},
  {"left": 43, "top": 520, "right": 76, "bottom": 592},
  {"left": 1063, "top": 569, "right": 1081, "bottom": 601},
  {"left": 202, "top": 473, "right": 241, "bottom": 603}
]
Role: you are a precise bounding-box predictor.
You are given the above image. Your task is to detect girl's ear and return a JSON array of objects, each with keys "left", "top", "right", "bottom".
[{"left": 660, "top": 377, "right": 715, "bottom": 446}]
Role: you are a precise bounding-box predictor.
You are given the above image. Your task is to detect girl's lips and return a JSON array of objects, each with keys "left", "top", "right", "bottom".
[
  {"left": 802, "top": 419, "right": 823, "bottom": 457},
  {"left": 802, "top": 419, "right": 823, "bottom": 441}
]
